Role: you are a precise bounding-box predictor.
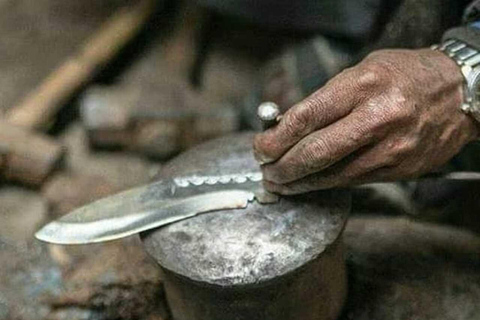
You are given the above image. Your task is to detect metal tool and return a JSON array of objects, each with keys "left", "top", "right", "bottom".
[
  {"left": 257, "top": 102, "right": 281, "bottom": 130},
  {"left": 35, "top": 171, "right": 280, "bottom": 244}
]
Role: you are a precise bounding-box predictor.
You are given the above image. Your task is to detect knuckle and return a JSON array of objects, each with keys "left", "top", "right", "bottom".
[
  {"left": 349, "top": 118, "right": 375, "bottom": 144},
  {"left": 283, "top": 110, "right": 308, "bottom": 139},
  {"left": 304, "top": 95, "right": 327, "bottom": 120},
  {"left": 386, "top": 88, "right": 410, "bottom": 117},
  {"left": 357, "top": 67, "right": 383, "bottom": 89},
  {"left": 283, "top": 93, "right": 334, "bottom": 134},
  {"left": 300, "top": 136, "right": 333, "bottom": 170},
  {"left": 357, "top": 62, "right": 392, "bottom": 89}
]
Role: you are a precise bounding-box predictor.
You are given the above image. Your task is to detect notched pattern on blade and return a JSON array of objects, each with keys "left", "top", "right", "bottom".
[{"left": 173, "top": 172, "right": 263, "bottom": 188}]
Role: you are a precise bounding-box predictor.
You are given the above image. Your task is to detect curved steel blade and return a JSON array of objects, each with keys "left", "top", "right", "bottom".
[{"left": 35, "top": 175, "right": 263, "bottom": 245}]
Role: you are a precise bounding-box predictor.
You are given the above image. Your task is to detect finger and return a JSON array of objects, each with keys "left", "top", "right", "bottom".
[
  {"left": 264, "top": 166, "right": 388, "bottom": 195},
  {"left": 262, "top": 109, "right": 376, "bottom": 184},
  {"left": 254, "top": 67, "right": 367, "bottom": 164},
  {"left": 263, "top": 144, "right": 399, "bottom": 195}
]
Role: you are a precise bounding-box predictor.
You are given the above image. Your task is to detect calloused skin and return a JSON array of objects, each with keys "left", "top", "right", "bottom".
[{"left": 254, "top": 49, "right": 480, "bottom": 195}]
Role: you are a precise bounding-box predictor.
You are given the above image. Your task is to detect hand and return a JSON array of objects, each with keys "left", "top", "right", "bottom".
[{"left": 254, "top": 49, "right": 479, "bottom": 195}]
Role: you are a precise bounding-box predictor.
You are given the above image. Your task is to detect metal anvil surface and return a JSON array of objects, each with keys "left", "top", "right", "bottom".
[{"left": 141, "top": 133, "right": 351, "bottom": 320}]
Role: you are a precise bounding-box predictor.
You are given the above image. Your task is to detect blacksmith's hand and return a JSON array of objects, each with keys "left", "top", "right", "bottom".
[{"left": 254, "top": 49, "right": 479, "bottom": 194}]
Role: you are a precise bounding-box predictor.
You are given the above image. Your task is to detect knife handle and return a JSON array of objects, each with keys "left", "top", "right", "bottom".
[{"left": 257, "top": 102, "right": 281, "bottom": 131}]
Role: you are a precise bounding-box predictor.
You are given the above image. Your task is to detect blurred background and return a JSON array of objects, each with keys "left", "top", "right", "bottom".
[
  {"left": 0, "top": 0, "right": 478, "bottom": 319},
  {"left": 0, "top": 1, "right": 311, "bottom": 319}
]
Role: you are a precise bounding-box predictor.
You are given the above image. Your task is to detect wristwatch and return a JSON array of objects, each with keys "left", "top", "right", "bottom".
[{"left": 433, "top": 39, "right": 480, "bottom": 122}]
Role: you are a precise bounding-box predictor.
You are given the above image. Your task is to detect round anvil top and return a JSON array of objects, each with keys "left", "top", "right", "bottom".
[{"left": 141, "top": 133, "right": 350, "bottom": 286}]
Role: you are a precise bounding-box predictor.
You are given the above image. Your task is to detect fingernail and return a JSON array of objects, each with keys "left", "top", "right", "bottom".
[{"left": 253, "top": 149, "right": 275, "bottom": 165}]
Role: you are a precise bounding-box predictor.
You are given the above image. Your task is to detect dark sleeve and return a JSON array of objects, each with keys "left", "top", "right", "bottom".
[
  {"left": 442, "top": 0, "right": 480, "bottom": 49},
  {"left": 464, "top": 0, "right": 480, "bottom": 23}
]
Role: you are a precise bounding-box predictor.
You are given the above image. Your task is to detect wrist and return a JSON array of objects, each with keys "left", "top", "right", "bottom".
[{"left": 432, "top": 42, "right": 480, "bottom": 140}]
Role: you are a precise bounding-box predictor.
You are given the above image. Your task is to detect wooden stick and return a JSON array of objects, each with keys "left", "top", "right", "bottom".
[{"left": 6, "top": 0, "right": 157, "bottom": 130}]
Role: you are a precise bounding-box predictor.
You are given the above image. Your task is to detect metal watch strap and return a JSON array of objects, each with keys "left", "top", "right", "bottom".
[{"left": 432, "top": 39, "right": 480, "bottom": 121}]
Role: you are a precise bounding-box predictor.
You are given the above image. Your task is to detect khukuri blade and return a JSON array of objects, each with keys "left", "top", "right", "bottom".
[{"left": 35, "top": 172, "right": 276, "bottom": 245}]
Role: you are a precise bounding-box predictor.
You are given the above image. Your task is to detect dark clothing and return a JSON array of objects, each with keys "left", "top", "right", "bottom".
[
  {"left": 199, "top": 0, "right": 402, "bottom": 42},
  {"left": 465, "top": 0, "right": 480, "bottom": 23},
  {"left": 200, "top": 0, "right": 480, "bottom": 44},
  {"left": 444, "top": 0, "right": 480, "bottom": 51}
]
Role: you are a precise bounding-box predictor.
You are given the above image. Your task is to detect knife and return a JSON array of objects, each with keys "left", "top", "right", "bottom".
[
  {"left": 35, "top": 103, "right": 282, "bottom": 245},
  {"left": 35, "top": 172, "right": 280, "bottom": 244}
]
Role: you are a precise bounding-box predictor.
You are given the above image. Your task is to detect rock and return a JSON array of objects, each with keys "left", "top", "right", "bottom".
[
  {"left": 1, "top": 122, "right": 165, "bottom": 320},
  {"left": 412, "top": 178, "right": 480, "bottom": 234},
  {"left": 44, "top": 237, "right": 167, "bottom": 320},
  {"left": 0, "top": 237, "right": 168, "bottom": 320},
  {"left": 341, "top": 216, "right": 480, "bottom": 320},
  {"left": 0, "top": 187, "right": 48, "bottom": 245},
  {"left": 60, "top": 123, "right": 159, "bottom": 187},
  {"left": 0, "top": 240, "right": 62, "bottom": 320},
  {"left": 42, "top": 172, "right": 118, "bottom": 217},
  {"left": 80, "top": 82, "right": 240, "bottom": 159},
  {"left": 43, "top": 123, "right": 159, "bottom": 217}
]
